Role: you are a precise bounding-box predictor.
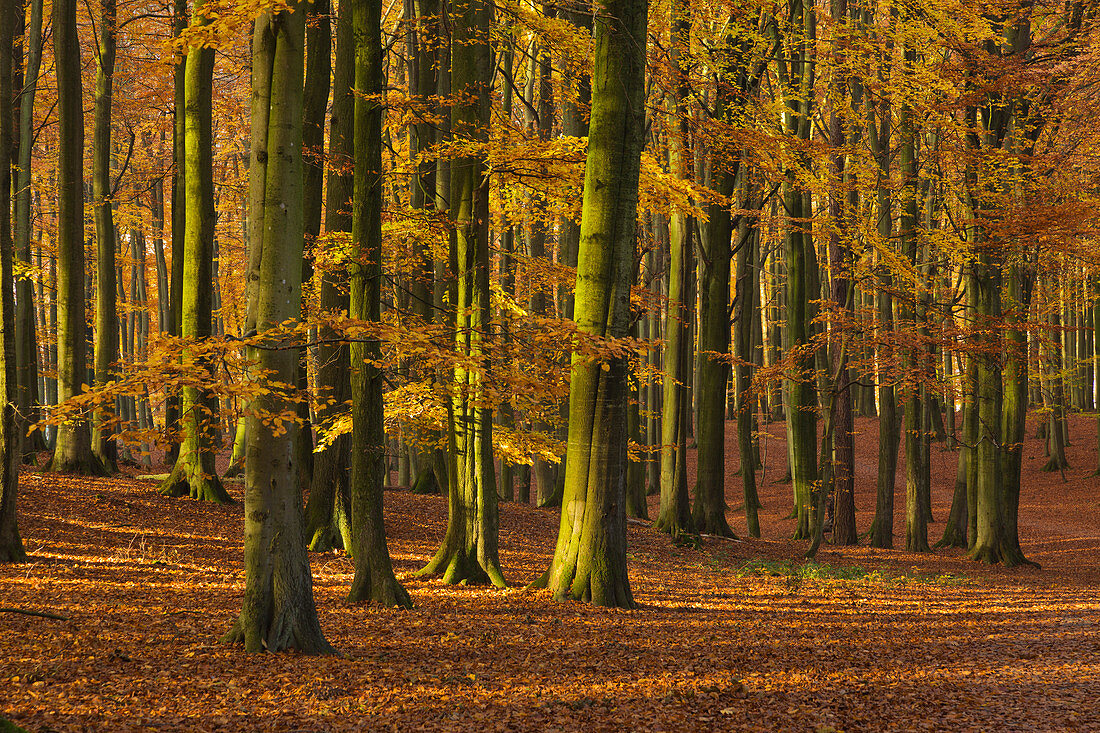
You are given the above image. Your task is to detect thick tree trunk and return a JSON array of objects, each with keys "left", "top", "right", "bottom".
[
  {"left": 538, "top": 0, "right": 646, "bottom": 607},
  {"left": 222, "top": 2, "right": 334, "bottom": 654}
]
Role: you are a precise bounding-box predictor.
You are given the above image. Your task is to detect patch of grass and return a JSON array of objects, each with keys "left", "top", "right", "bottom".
[{"left": 733, "top": 559, "right": 971, "bottom": 591}]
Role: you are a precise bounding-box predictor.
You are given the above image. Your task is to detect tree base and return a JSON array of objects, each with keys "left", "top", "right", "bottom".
[
  {"left": 968, "top": 542, "right": 1039, "bottom": 568},
  {"left": 0, "top": 537, "right": 26, "bottom": 564},
  {"left": 47, "top": 452, "right": 109, "bottom": 477},
  {"left": 934, "top": 524, "right": 967, "bottom": 549},
  {"left": 418, "top": 546, "right": 506, "bottom": 588},
  {"left": 159, "top": 460, "right": 234, "bottom": 504},
  {"left": 220, "top": 611, "right": 337, "bottom": 655},
  {"left": 223, "top": 457, "right": 244, "bottom": 480},
  {"left": 347, "top": 562, "right": 413, "bottom": 608},
  {"left": 540, "top": 561, "right": 635, "bottom": 609},
  {"left": 1040, "top": 456, "right": 1070, "bottom": 473},
  {"left": 691, "top": 505, "right": 735, "bottom": 538},
  {"left": 409, "top": 465, "right": 440, "bottom": 495},
  {"left": 655, "top": 509, "right": 695, "bottom": 540}
]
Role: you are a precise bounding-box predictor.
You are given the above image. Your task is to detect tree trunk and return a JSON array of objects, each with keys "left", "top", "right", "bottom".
[
  {"left": 657, "top": 6, "right": 695, "bottom": 537},
  {"left": 13, "top": 0, "right": 44, "bottom": 462},
  {"left": 222, "top": 2, "right": 334, "bottom": 654},
  {"left": 900, "top": 62, "right": 928, "bottom": 553},
  {"left": 165, "top": 0, "right": 187, "bottom": 465},
  {"left": 0, "top": 0, "right": 26, "bottom": 562},
  {"left": 692, "top": 87, "right": 734, "bottom": 538},
  {"left": 92, "top": 0, "right": 119, "bottom": 472},
  {"left": 305, "top": 0, "right": 354, "bottom": 554},
  {"left": 418, "top": 0, "right": 505, "bottom": 587},
  {"left": 159, "top": 14, "right": 229, "bottom": 503},
  {"left": 538, "top": 0, "right": 646, "bottom": 607},
  {"left": 48, "top": 0, "right": 103, "bottom": 475},
  {"left": 346, "top": 0, "right": 413, "bottom": 606}
]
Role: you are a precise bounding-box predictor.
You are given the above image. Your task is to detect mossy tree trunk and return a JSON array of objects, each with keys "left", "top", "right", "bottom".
[
  {"left": 346, "top": 0, "right": 413, "bottom": 607},
  {"left": 539, "top": 0, "right": 646, "bottom": 607},
  {"left": 656, "top": 0, "right": 695, "bottom": 538},
  {"left": 48, "top": 0, "right": 103, "bottom": 475},
  {"left": 418, "top": 0, "right": 505, "bottom": 587},
  {"left": 773, "top": 0, "right": 817, "bottom": 540},
  {"left": 222, "top": 1, "right": 334, "bottom": 654},
  {"left": 0, "top": 0, "right": 26, "bottom": 563},
  {"left": 13, "top": 0, "right": 45, "bottom": 463},
  {"left": 91, "top": 0, "right": 119, "bottom": 473},
  {"left": 165, "top": 0, "right": 187, "bottom": 465},
  {"left": 305, "top": 0, "right": 353, "bottom": 554},
  {"left": 899, "top": 58, "right": 928, "bottom": 553},
  {"left": 826, "top": 0, "right": 856, "bottom": 546},
  {"left": 159, "top": 11, "right": 229, "bottom": 503}
]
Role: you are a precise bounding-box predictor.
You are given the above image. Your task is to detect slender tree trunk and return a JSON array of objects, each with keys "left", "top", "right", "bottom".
[
  {"left": 305, "top": 0, "right": 354, "bottom": 554},
  {"left": 48, "top": 0, "right": 103, "bottom": 475},
  {"left": 165, "top": 0, "right": 187, "bottom": 464},
  {"left": 0, "top": 0, "right": 25, "bottom": 562},
  {"left": 418, "top": 0, "right": 505, "bottom": 587},
  {"left": 1042, "top": 276, "right": 1070, "bottom": 472},
  {"left": 159, "top": 11, "right": 230, "bottom": 503},
  {"left": 346, "top": 0, "right": 413, "bottom": 606},
  {"left": 657, "top": 3, "right": 695, "bottom": 537},
  {"left": 827, "top": 0, "right": 856, "bottom": 546},
  {"left": 14, "top": 0, "right": 44, "bottom": 462},
  {"left": 92, "top": 0, "right": 119, "bottom": 472},
  {"left": 1000, "top": 266, "right": 1034, "bottom": 566},
  {"left": 900, "top": 55, "right": 928, "bottom": 552},
  {"left": 692, "top": 108, "right": 735, "bottom": 537}
]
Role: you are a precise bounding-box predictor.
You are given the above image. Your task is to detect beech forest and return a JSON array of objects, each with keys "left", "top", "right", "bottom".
[{"left": 1, "top": 0, "right": 1099, "bottom": 729}]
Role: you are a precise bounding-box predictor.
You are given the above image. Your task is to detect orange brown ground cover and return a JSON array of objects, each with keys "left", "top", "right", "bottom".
[{"left": 2, "top": 413, "right": 1099, "bottom": 732}]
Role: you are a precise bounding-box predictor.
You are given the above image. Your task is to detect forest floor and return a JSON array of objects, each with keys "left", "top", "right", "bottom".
[{"left": 2, "top": 412, "right": 1099, "bottom": 732}]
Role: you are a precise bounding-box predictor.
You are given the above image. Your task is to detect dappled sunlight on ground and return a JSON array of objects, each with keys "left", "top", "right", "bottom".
[{"left": 1, "top": 413, "right": 1099, "bottom": 731}]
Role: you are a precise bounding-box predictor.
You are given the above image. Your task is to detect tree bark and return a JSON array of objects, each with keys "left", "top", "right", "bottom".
[
  {"left": 347, "top": 0, "right": 413, "bottom": 606},
  {"left": 305, "top": 0, "right": 354, "bottom": 554},
  {"left": 222, "top": 1, "right": 334, "bottom": 654},
  {"left": 656, "top": 0, "right": 695, "bottom": 539},
  {"left": 0, "top": 0, "right": 26, "bottom": 562},
  {"left": 159, "top": 13, "right": 230, "bottom": 503},
  {"left": 92, "top": 0, "right": 119, "bottom": 472},
  {"left": 13, "top": 0, "right": 44, "bottom": 462},
  {"left": 48, "top": 0, "right": 103, "bottom": 475},
  {"left": 538, "top": 0, "right": 646, "bottom": 607},
  {"left": 418, "top": 0, "right": 505, "bottom": 587}
]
